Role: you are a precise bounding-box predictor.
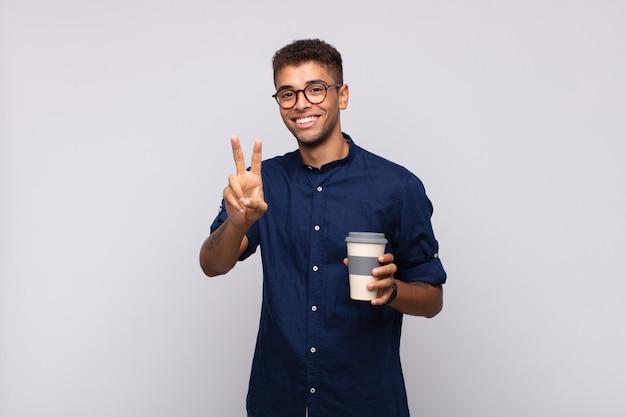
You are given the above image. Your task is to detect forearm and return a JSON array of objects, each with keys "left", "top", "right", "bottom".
[
  {"left": 389, "top": 281, "right": 443, "bottom": 317},
  {"left": 199, "top": 218, "right": 250, "bottom": 277}
]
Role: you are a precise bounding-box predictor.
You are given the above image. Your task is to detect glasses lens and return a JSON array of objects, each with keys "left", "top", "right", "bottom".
[
  {"left": 276, "top": 90, "right": 296, "bottom": 108},
  {"left": 304, "top": 84, "right": 327, "bottom": 104}
]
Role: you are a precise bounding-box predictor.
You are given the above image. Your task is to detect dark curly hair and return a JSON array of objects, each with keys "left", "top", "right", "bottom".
[{"left": 272, "top": 39, "right": 343, "bottom": 85}]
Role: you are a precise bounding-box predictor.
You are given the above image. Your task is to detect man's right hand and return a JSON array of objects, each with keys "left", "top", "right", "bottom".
[{"left": 223, "top": 135, "right": 268, "bottom": 226}]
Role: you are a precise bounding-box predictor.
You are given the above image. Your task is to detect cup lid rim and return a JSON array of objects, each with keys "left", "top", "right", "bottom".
[{"left": 345, "top": 232, "right": 388, "bottom": 243}]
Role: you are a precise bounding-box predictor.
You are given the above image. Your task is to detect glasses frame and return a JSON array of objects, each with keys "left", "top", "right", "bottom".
[{"left": 272, "top": 83, "right": 343, "bottom": 109}]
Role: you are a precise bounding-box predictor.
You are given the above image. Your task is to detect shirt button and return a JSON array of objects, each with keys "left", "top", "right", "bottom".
[
  {"left": 314, "top": 225, "right": 320, "bottom": 231},
  {"left": 310, "top": 347, "right": 316, "bottom": 353},
  {"left": 433, "top": 252, "right": 439, "bottom": 259},
  {"left": 311, "top": 305, "right": 317, "bottom": 312},
  {"left": 317, "top": 186, "right": 323, "bottom": 192},
  {"left": 312, "top": 265, "right": 319, "bottom": 272},
  {"left": 310, "top": 388, "right": 316, "bottom": 394}
]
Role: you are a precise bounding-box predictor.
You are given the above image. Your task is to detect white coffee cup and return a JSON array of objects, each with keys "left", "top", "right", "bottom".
[{"left": 345, "top": 232, "right": 388, "bottom": 301}]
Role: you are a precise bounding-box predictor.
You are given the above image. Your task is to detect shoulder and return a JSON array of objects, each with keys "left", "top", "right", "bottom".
[
  {"left": 353, "top": 143, "right": 421, "bottom": 183},
  {"left": 349, "top": 142, "right": 429, "bottom": 202}
]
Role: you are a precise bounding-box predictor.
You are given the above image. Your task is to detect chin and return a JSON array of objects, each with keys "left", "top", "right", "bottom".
[
  {"left": 293, "top": 130, "right": 328, "bottom": 147},
  {"left": 296, "top": 135, "right": 326, "bottom": 148}
]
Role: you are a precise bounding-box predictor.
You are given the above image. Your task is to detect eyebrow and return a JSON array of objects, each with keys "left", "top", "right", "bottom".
[{"left": 276, "top": 79, "right": 329, "bottom": 92}]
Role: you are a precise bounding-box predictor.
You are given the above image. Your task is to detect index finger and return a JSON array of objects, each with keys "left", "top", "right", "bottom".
[
  {"left": 230, "top": 135, "right": 247, "bottom": 175},
  {"left": 250, "top": 139, "right": 263, "bottom": 176},
  {"left": 378, "top": 253, "right": 395, "bottom": 265}
]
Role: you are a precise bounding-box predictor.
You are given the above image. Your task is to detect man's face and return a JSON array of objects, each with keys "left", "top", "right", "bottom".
[{"left": 274, "top": 61, "right": 348, "bottom": 147}]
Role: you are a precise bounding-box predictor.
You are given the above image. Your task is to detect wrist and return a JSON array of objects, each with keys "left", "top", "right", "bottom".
[
  {"left": 225, "top": 216, "right": 254, "bottom": 232},
  {"left": 384, "top": 281, "right": 398, "bottom": 305}
]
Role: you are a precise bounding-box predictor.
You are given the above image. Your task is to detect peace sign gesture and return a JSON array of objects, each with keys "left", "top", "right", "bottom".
[{"left": 223, "top": 135, "right": 268, "bottom": 225}]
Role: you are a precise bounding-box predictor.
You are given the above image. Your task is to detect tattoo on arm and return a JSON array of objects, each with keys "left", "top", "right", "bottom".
[{"left": 205, "top": 222, "right": 227, "bottom": 252}]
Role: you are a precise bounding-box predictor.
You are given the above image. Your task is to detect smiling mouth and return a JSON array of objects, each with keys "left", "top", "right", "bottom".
[{"left": 294, "top": 116, "right": 319, "bottom": 125}]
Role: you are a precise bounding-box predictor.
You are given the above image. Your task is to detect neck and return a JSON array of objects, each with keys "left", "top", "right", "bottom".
[{"left": 298, "top": 132, "right": 349, "bottom": 168}]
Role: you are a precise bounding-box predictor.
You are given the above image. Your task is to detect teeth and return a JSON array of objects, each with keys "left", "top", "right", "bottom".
[{"left": 296, "top": 116, "right": 317, "bottom": 124}]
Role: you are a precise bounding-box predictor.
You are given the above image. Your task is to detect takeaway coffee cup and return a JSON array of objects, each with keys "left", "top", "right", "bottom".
[{"left": 345, "top": 232, "right": 388, "bottom": 301}]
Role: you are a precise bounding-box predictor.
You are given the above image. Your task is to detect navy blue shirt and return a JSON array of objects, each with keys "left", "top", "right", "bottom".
[{"left": 211, "top": 134, "right": 446, "bottom": 417}]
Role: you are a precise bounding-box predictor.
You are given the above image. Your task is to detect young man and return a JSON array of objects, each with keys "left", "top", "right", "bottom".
[{"left": 200, "top": 39, "right": 446, "bottom": 417}]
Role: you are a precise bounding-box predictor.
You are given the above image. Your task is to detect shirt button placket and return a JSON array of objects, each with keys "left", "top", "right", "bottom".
[{"left": 308, "top": 182, "right": 323, "bottom": 407}]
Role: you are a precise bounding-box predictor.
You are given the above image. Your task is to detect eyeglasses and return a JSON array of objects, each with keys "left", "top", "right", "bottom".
[{"left": 272, "top": 83, "right": 343, "bottom": 109}]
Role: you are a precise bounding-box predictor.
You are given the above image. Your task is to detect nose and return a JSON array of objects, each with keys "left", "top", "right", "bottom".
[{"left": 294, "top": 89, "right": 311, "bottom": 110}]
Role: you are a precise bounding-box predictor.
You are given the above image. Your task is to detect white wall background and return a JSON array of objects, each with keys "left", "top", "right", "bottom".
[{"left": 1, "top": 1, "right": 625, "bottom": 416}]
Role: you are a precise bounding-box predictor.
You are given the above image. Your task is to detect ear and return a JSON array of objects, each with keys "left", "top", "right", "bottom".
[{"left": 338, "top": 84, "right": 349, "bottom": 110}]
